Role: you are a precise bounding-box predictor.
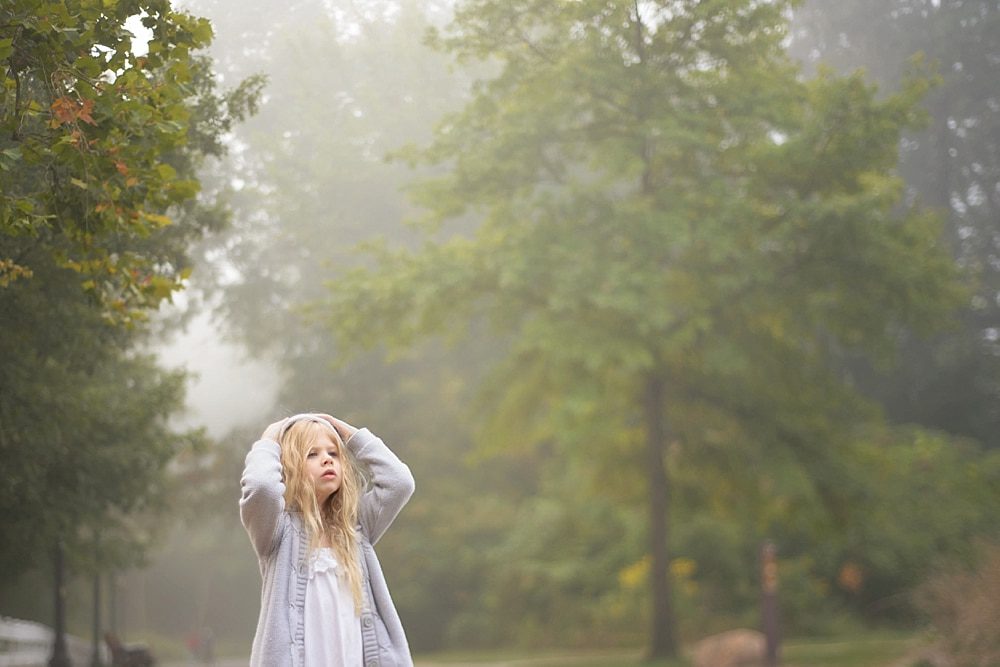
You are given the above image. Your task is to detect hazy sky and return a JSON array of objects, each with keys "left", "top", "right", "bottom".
[{"left": 156, "top": 309, "right": 277, "bottom": 438}]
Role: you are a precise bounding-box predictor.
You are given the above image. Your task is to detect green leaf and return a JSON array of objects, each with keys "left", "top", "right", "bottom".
[{"left": 156, "top": 163, "right": 177, "bottom": 180}]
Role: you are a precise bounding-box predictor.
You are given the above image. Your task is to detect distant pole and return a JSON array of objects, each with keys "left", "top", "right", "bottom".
[
  {"left": 109, "top": 572, "right": 118, "bottom": 638},
  {"left": 761, "top": 541, "right": 780, "bottom": 667},
  {"left": 49, "top": 542, "right": 72, "bottom": 667},
  {"left": 90, "top": 570, "right": 103, "bottom": 667}
]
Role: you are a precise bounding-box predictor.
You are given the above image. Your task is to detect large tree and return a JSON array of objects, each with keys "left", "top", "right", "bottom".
[
  {"left": 322, "top": 0, "right": 961, "bottom": 656},
  {"left": 0, "top": 0, "right": 260, "bottom": 583}
]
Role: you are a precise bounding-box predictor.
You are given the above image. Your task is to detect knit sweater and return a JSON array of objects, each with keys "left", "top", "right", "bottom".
[{"left": 240, "top": 426, "right": 415, "bottom": 667}]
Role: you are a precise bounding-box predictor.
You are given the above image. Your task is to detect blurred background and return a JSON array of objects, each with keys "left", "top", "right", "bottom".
[{"left": 1, "top": 1, "right": 998, "bottom": 665}]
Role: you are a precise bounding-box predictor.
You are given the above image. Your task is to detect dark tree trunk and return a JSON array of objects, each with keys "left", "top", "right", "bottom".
[
  {"left": 109, "top": 572, "right": 118, "bottom": 638},
  {"left": 644, "top": 372, "right": 678, "bottom": 658},
  {"left": 49, "top": 542, "right": 72, "bottom": 667}
]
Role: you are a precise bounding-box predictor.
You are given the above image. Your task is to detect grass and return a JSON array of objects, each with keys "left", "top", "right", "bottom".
[
  {"left": 781, "top": 632, "right": 920, "bottom": 666},
  {"left": 414, "top": 648, "right": 671, "bottom": 667},
  {"left": 414, "top": 631, "right": 923, "bottom": 667}
]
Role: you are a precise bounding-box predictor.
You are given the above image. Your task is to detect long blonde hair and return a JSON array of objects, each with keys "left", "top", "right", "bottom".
[{"left": 279, "top": 417, "right": 364, "bottom": 611}]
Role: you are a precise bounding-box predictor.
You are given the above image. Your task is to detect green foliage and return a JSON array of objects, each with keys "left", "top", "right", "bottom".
[
  {"left": 791, "top": 0, "right": 1000, "bottom": 448},
  {"left": 0, "top": 254, "right": 208, "bottom": 579},
  {"left": 0, "top": 0, "right": 259, "bottom": 585},
  {"left": 917, "top": 541, "right": 1000, "bottom": 667},
  {"left": 0, "top": 0, "right": 262, "bottom": 320},
  {"left": 166, "top": 0, "right": 996, "bottom": 654},
  {"left": 833, "top": 430, "right": 1000, "bottom": 615},
  {"left": 319, "top": 0, "right": 969, "bottom": 650}
]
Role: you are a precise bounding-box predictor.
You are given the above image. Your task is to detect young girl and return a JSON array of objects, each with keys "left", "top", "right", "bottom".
[{"left": 240, "top": 413, "right": 415, "bottom": 667}]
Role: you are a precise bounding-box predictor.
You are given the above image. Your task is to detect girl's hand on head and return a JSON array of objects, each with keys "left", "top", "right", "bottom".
[
  {"left": 316, "top": 414, "right": 358, "bottom": 442},
  {"left": 261, "top": 419, "right": 286, "bottom": 442}
]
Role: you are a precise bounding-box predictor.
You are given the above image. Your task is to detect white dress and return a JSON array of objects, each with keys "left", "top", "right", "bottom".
[{"left": 303, "top": 547, "right": 363, "bottom": 667}]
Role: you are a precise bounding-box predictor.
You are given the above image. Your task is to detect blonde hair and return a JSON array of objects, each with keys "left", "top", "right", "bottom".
[{"left": 279, "top": 417, "right": 364, "bottom": 612}]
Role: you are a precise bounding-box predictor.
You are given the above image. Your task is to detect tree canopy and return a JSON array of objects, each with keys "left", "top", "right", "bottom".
[
  {"left": 322, "top": 0, "right": 965, "bottom": 655},
  {"left": 1, "top": 0, "right": 261, "bottom": 318},
  {"left": 62, "top": 0, "right": 999, "bottom": 654},
  {"left": 0, "top": 0, "right": 260, "bottom": 582}
]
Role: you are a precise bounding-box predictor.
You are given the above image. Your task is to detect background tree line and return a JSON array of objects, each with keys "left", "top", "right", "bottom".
[{"left": 1, "top": 0, "right": 998, "bottom": 661}]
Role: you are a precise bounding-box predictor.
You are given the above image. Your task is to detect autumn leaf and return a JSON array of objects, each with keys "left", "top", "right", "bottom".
[
  {"left": 49, "top": 97, "right": 97, "bottom": 126},
  {"left": 50, "top": 97, "right": 78, "bottom": 124},
  {"left": 77, "top": 98, "right": 96, "bottom": 125}
]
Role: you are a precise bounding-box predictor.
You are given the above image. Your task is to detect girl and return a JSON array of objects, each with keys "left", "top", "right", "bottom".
[{"left": 240, "top": 413, "right": 415, "bottom": 667}]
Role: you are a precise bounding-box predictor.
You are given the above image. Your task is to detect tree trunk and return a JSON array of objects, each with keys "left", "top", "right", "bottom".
[
  {"left": 644, "top": 372, "right": 678, "bottom": 658},
  {"left": 109, "top": 572, "right": 118, "bottom": 638},
  {"left": 49, "top": 542, "right": 72, "bottom": 667}
]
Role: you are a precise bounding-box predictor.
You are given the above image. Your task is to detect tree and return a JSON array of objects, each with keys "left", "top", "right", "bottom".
[
  {"left": 0, "top": 0, "right": 260, "bottom": 584},
  {"left": 790, "top": 0, "right": 1000, "bottom": 448},
  {"left": 322, "top": 0, "right": 961, "bottom": 656},
  {"left": 1, "top": 0, "right": 261, "bottom": 319}
]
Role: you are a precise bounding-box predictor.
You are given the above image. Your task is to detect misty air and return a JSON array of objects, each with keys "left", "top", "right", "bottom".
[{"left": 1, "top": 1, "right": 998, "bottom": 667}]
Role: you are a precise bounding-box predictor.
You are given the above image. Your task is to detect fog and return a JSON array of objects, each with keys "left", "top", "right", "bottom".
[
  {"left": 2, "top": 1, "right": 998, "bottom": 664},
  {"left": 156, "top": 310, "right": 278, "bottom": 438}
]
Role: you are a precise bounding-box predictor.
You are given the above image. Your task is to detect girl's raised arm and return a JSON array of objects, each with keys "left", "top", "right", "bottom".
[
  {"left": 239, "top": 430, "right": 287, "bottom": 559},
  {"left": 346, "top": 428, "right": 415, "bottom": 545}
]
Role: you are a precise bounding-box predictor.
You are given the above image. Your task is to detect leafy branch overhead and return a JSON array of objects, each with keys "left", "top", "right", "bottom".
[{"left": 0, "top": 0, "right": 263, "bottom": 321}]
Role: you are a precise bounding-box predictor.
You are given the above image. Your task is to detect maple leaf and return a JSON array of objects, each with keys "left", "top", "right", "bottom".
[
  {"left": 77, "top": 98, "right": 97, "bottom": 125},
  {"left": 49, "top": 97, "right": 98, "bottom": 126},
  {"left": 50, "top": 97, "right": 77, "bottom": 124}
]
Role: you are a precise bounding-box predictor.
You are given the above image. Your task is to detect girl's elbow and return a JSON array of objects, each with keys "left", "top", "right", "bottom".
[
  {"left": 384, "top": 466, "right": 415, "bottom": 505},
  {"left": 400, "top": 467, "right": 416, "bottom": 500}
]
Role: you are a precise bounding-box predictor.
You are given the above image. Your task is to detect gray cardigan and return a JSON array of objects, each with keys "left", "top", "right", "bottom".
[{"left": 240, "top": 426, "right": 415, "bottom": 667}]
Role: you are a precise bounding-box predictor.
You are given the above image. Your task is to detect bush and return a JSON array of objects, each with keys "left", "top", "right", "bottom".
[{"left": 916, "top": 542, "right": 1000, "bottom": 667}]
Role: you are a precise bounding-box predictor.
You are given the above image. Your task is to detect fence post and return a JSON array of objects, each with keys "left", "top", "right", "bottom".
[{"left": 761, "top": 541, "right": 779, "bottom": 667}]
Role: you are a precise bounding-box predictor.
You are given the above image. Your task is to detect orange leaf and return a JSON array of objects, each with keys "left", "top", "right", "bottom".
[
  {"left": 50, "top": 97, "right": 77, "bottom": 124},
  {"left": 77, "top": 99, "right": 96, "bottom": 125}
]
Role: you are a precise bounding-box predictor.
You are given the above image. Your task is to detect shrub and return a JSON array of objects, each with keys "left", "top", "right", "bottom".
[{"left": 916, "top": 542, "right": 1000, "bottom": 667}]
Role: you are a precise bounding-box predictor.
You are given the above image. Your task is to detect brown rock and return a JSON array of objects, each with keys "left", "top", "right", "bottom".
[{"left": 691, "top": 629, "right": 767, "bottom": 667}]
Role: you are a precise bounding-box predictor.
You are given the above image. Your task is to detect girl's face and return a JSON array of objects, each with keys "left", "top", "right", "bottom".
[{"left": 304, "top": 430, "right": 343, "bottom": 504}]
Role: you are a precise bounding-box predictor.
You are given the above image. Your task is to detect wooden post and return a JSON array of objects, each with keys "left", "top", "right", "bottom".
[{"left": 761, "top": 541, "right": 780, "bottom": 667}]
